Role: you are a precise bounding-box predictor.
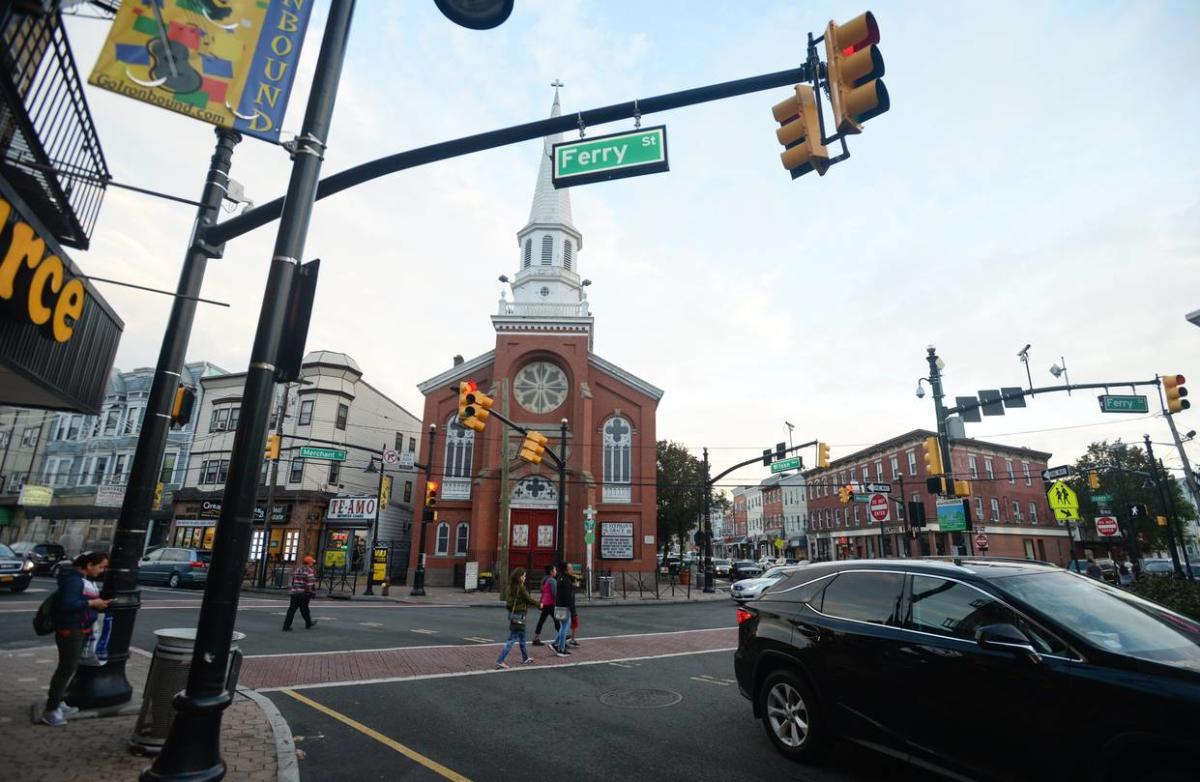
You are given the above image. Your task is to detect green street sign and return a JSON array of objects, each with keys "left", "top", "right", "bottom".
[
  {"left": 552, "top": 126, "right": 668, "bottom": 188},
  {"left": 853, "top": 494, "right": 873, "bottom": 503},
  {"left": 585, "top": 531, "right": 595, "bottom": 545},
  {"left": 770, "top": 457, "right": 801, "bottom": 473},
  {"left": 1097, "top": 394, "right": 1148, "bottom": 414},
  {"left": 1091, "top": 494, "right": 1113, "bottom": 503},
  {"left": 298, "top": 446, "right": 347, "bottom": 462}
]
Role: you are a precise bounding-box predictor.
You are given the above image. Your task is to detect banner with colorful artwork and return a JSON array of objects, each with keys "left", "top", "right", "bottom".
[{"left": 88, "top": 0, "right": 314, "bottom": 143}]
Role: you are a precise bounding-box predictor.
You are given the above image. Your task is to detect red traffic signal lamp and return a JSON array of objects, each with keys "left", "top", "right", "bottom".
[
  {"left": 519, "top": 431, "right": 549, "bottom": 464},
  {"left": 1163, "top": 374, "right": 1189, "bottom": 414},
  {"left": 825, "top": 11, "right": 889, "bottom": 135},
  {"left": 425, "top": 481, "right": 438, "bottom": 507},
  {"left": 772, "top": 84, "right": 829, "bottom": 178},
  {"left": 458, "top": 380, "right": 493, "bottom": 432}
]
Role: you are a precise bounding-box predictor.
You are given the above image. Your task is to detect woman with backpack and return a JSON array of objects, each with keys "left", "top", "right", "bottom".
[
  {"left": 552, "top": 561, "right": 574, "bottom": 656},
  {"left": 495, "top": 567, "right": 537, "bottom": 669},
  {"left": 530, "top": 562, "right": 559, "bottom": 646},
  {"left": 41, "top": 550, "right": 110, "bottom": 727}
]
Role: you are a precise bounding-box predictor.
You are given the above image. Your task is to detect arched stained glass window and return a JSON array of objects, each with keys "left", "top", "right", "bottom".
[
  {"left": 603, "top": 416, "right": 632, "bottom": 485},
  {"left": 444, "top": 416, "right": 474, "bottom": 478}
]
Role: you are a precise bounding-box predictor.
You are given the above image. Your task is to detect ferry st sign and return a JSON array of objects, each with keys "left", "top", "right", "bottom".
[{"left": 552, "top": 126, "right": 669, "bottom": 188}]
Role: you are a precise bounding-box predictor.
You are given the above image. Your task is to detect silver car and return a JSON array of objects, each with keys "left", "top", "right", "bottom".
[{"left": 730, "top": 565, "right": 801, "bottom": 602}]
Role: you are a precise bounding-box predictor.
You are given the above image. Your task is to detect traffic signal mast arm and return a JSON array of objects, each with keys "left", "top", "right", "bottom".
[
  {"left": 945, "top": 378, "right": 1167, "bottom": 417},
  {"left": 452, "top": 392, "right": 566, "bottom": 469},
  {"left": 709, "top": 439, "right": 820, "bottom": 486}
]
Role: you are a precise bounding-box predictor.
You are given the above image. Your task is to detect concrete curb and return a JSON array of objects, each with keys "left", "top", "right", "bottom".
[
  {"left": 240, "top": 584, "right": 734, "bottom": 609},
  {"left": 238, "top": 686, "right": 300, "bottom": 782}
]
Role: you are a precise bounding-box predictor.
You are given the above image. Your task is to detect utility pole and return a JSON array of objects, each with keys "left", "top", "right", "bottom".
[
  {"left": 1111, "top": 442, "right": 1141, "bottom": 574},
  {"left": 1161, "top": 402, "right": 1199, "bottom": 563},
  {"left": 557, "top": 418, "right": 568, "bottom": 566},
  {"left": 410, "top": 424, "right": 437, "bottom": 596},
  {"left": 255, "top": 386, "right": 289, "bottom": 588},
  {"left": 1143, "top": 435, "right": 1187, "bottom": 579},
  {"left": 702, "top": 448, "right": 714, "bottom": 593},
  {"left": 145, "top": 3, "right": 355, "bottom": 779},
  {"left": 925, "top": 346, "right": 972, "bottom": 556},
  {"left": 69, "top": 127, "right": 241, "bottom": 711},
  {"left": 364, "top": 442, "right": 387, "bottom": 595}
]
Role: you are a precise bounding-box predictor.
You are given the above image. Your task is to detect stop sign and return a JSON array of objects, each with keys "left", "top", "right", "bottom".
[
  {"left": 869, "top": 494, "right": 890, "bottom": 523},
  {"left": 975, "top": 533, "right": 989, "bottom": 550},
  {"left": 1095, "top": 516, "right": 1120, "bottom": 536}
]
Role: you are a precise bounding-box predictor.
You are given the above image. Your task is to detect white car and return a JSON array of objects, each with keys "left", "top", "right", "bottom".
[{"left": 730, "top": 565, "right": 798, "bottom": 602}]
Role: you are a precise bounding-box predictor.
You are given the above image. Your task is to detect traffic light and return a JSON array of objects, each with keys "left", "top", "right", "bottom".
[
  {"left": 926, "top": 476, "right": 948, "bottom": 495},
  {"left": 264, "top": 434, "right": 281, "bottom": 460},
  {"left": 424, "top": 481, "right": 438, "bottom": 507},
  {"left": 170, "top": 384, "right": 196, "bottom": 427},
  {"left": 776, "top": 442, "right": 787, "bottom": 461},
  {"left": 1088, "top": 470, "right": 1100, "bottom": 490},
  {"left": 1163, "top": 374, "right": 1190, "bottom": 414},
  {"left": 762, "top": 448, "right": 772, "bottom": 467},
  {"left": 953, "top": 480, "right": 971, "bottom": 497},
  {"left": 457, "top": 380, "right": 493, "bottom": 431},
  {"left": 922, "top": 436, "right": 944, "bottom": 476},
  {"left": 153, "top": 482, "right": 164, "bottom": 511},
  {"left": 772, "top": 84, "right": 829, "bottom": 178},
  {"left": 817, "top": 442, "right": 830, "bottom": 469},
  {"left": 825, "top": 11, "right": 889, "bottom": 135},
  {"left": 519, "top": 431, "right": 549, "bottom": 464},
  {"left": 838, "top": 485, "right": 852, "bottom": 504}
]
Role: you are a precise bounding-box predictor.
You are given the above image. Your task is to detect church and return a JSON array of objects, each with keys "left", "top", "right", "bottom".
[{"left": 409, "top": 89, "right": 663, "bottom": 587}]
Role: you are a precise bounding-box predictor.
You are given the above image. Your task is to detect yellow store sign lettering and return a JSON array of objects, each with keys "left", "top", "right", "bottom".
[{"left": 0, "top": 197, "right": 87, "bottom": 343}]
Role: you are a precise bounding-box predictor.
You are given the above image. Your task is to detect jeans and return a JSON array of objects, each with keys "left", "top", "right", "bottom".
[
  {"left": 534, "top": 605, "right": 559, "bottom": 635},
  {"left": 497, "top": 628, "right": 529, "bottom": 663},
  {"left": 46, "top": 630, "right": 85, "bottom": 711},
  {"left": 284, "top": 593, "right": 313, "bottom": 629},
  {"left": 554, "top": 611, "right": 570, "bottom": 650}
]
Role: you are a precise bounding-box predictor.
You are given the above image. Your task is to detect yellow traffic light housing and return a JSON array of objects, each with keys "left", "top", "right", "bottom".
[
  {"left": 1163, "top": 374, "right": 1190, "bottom": 414},
  {"left": 922, "top": 436, "right": 944, "bottom": 476},
  {"left": 264, "top": 434, "right": 281, "bottom": 460},
  {"left": 953, "top": 479, "right": 971, "bottom": 498},
  {"left": 825, "top": 11, "right": 889, "bottom": 135},
  {"left": 838, "top": 485, "right": 852, "bottom": 504},
  {"left": 817, "top": 442, "right": 830, "bottom": 469},
  {"left": 519, "top": 430, "right": 549, "bottom": 464},
  {"left": 170, "top": 384, "right": 196, "bottom": 427},
  {"left": 425, "top": 481, "right": 438, "bottom": 507},
  {"left": 1088, "top": 470, "right": 1100, "bottom": 490},
  {"left": 458, "top": 380, "right": 493, "bottom": 432},
  {"left": 772, "top": 84, "right": 829, "bottom": 178}
]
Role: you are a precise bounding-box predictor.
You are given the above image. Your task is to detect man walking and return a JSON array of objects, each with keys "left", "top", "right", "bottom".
[{"left": 284, "top": 555, "right": 318, "bottom": 631}]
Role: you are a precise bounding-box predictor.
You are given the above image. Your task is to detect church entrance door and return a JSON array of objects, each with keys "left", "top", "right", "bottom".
[{"left": 510, "top": 508, "right": 557, "bottom": 576}]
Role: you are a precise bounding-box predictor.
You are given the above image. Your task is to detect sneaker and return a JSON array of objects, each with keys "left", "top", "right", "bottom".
[
  {"left": 59, "top": 704, "right": 80, "bottom": 718},
  {"left": 568, "top": 639, "right": 580, "bottom": 647},
  {"left": 282, "top": 627, "right": 293, "bottom": 632},
  {"left": 495, "top": 662, "right": 509, "bottom": 669},
  {"left": 40, "top": 709, "right": 65, "bottom": 727},
  {"left": 306, "top": 621, "right": 317, "bottom": 629},
  {"left": 522, "top": 657, "right": 535, "bottom": 665},
  {"left": 554, "top": 648, "right": 568, "bottom": 658},
  {"left": 531, "top": 639, "right": 544, "bottom": 646}
]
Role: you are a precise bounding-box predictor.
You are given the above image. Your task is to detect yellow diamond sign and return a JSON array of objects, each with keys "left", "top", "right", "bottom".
[{"left": 1047, "top": 480, "right": 1080, "bottom": 522}]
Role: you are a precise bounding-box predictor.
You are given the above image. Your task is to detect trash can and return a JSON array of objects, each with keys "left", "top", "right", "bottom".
[
  {"left": 130, "top": 628, "right": 245, "bottom": 755},
  {"left": 599, "top": 575, "right": 614, "bottom": 598}
]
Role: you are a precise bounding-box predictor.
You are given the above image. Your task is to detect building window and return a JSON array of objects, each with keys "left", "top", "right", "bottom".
[
  {"left": 112, "top": 454, "right": 128, "bottom": 484},
  {"left": 514, "top": 362, "right": 568, "bottom": 413},
  {"left": 854, "top": 505, "right": 860, "bottom": 523},
  {"left": 229, "top": 407, "right": 240, "bottom": 431},
  {"left": 984, "top": 458, "right": 994, "bottom": 480},
  {"left": 523, "top": 238, "right": 532, "bottom": 268},
  {"left": 834, "top": 509, "right": 841, "bottom": 527},
  {"left": 284, "top": 530, "right": 299, "bottom": 561},
  {"left": 67, "top": 415, "right": 82, "bottom": 440},
  {"left": 563, "top": 240, "right": 573, "bottom": 271},
  {"left": 210, "top": 407, "right": 230, "bottom": 432},
  {"left": 1006, "top": 459, "right": 1015, "bottom": 484},
  {"left": 202, "top": 460, "right": 219, "bottom": 484},
  {"left": 91, "top": 456, "right": 109, "bottom": 485},
  {"left": 968, "top": 455, "right": 978, "bottom": 479},
  {"left": 124, "top": 408, "right": 142, "bottom": 435},
  {"left": 540, "top": 235, "right": 553, "bottom": 265},
  {"left": 1012, "top": 500, "right": 1022, "bottom": 520},
  {"left": 455, "top": 523, "right": 469, "bottom": 556},
  {"left": 403, "top": 480, "right": 413, "bottom": 503},
  {"left": 104, "top": 409, "right": 120, "bottom": 434},
  {"left": 289, "top": 459, "right": 304, "bottom": 483},
  {"left": 336, "top": 403, "right": 349, "bottom": 430},
  {"left": 444, "top": 418, "right": 474, "bottom": 478},
  {"left": 975, "top": 496, "right": 983, "bottom": 519},
  {"left": 603, "top": 416, "right": 632, "bottom": 486},
  {"left": 890, "top": 455, "right": 900, "bottom": 479},
  {"left": 435, "top": 522, "right": 450, "bottom": 555},
  {"left": 874, "top": 460, "right": 883, "bottom": 480},
  {"left": 329, "top": 461, "right": 340, "bottom": 485},
  {"left": 1029, "top": 503, "right": 1038, "bottom": 524},
  {"left": 408, "top": 436, "right": 416, "bottom": 452},
  {"left": 22, "top": 427, "right": 39, "bottom": 447},
  {"left": 1022, "top": 462, "right": 1031, "bottom": 486},
  {"left": 217, "top": 460, "right": 230, "bottom": 483},
  {"left": 907, "top": 450, "right": 917, "bottom": 476},
  {"left": 250, "top": 530, "right": 264, "bottom": 562},
  {"left": 990, "top": 498, "right": 1000, "bottom": 521},
  {"left": 160, "top": 453, "right": 177, "bottom": 485},
  {"left": 298, "top": 400, "right": 314, "bottom": 426}
]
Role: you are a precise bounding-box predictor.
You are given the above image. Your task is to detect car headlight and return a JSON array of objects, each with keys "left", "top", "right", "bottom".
[{"left": 22, "top": 559, "right": 35, "bottom": 572}]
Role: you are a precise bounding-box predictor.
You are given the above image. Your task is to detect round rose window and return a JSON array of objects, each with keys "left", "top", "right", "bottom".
[{"left": 514, "top": 361, "right": 568, "bottom": 413}]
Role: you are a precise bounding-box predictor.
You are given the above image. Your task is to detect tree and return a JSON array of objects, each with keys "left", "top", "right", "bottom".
[
  {"left": 1070, "top": 441, "right": 1197, "bottom": 558},
  {"left": 656, "top": 441, "right": 719, "bottom": 561}
]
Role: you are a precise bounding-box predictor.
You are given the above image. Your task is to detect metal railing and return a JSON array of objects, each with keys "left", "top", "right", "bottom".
[{"left": 1, "top": 7, "right": 108, "bottom": 249}]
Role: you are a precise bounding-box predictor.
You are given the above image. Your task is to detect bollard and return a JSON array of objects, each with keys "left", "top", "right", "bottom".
[{"left": 129, "top": 628, "right": 245, "bottom": 755}]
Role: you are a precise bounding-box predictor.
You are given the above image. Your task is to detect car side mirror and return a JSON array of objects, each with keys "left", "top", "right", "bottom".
[{"left": 976, "top": 623, "right": 1041, "bottom": 663}]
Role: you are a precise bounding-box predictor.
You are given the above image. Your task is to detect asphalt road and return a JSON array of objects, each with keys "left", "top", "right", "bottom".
[{"left": 268, "top": 651, "right": 926, "bottom": 782}]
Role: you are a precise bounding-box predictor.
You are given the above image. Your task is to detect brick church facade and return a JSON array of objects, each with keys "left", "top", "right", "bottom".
[{"left": 408, "top": 90, "right": 663, "bottom": 587}]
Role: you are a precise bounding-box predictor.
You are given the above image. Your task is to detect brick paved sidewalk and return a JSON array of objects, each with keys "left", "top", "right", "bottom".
[
  {"left": 1, "top": 647, "right": 283, "bottom": 782},
  {"left": 242, "top": 626, "right": 738, "bottom": 691}
]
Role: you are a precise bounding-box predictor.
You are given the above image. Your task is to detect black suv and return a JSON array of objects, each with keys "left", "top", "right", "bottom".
[
  {"left": 9, "top": 541, "right": 67, "bottom": 575},
  {"left": 734, "top": 558, "right": 1200, "bottom": 782}
]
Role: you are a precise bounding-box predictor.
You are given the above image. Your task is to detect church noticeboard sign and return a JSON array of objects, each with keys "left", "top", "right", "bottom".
[{"left": 600, "top": 522, "right": 635, "bottom": 560}]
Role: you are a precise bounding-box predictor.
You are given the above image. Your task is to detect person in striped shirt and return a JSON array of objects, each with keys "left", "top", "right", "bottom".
[{"left": 283, "top": 555, "right": 317, "bottom": 631}]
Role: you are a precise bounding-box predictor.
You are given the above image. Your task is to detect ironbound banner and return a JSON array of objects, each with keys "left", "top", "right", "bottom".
[{"left": 88, "top": 0, "right": 314, "bottom": 142}]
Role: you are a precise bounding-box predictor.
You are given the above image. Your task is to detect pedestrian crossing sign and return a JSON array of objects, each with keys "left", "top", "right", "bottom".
[{"left": 1047, "top": 480, "right": 1080, "bottom": 522}]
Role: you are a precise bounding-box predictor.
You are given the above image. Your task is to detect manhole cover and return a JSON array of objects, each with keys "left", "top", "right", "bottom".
[{"left": 598, "top": 688, "right": 682, "bottom": 709}]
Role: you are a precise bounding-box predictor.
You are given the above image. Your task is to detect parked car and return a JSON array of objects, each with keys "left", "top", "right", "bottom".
[
  {"left": 0, "top": 544, "right": 34, "bottom": 592},
  {"left": 9, "top": 541, "right": 67, "bottom": 576},
  {"left": 1067, "top": 558, "right": 1118, "bottom": 583},
  {"left": 713, "top": 558, "right": 732, "bottom": 578},
  {"left": 136, "top": 547, "right": 211, "bottom": 588},
  {"left": 658, "top": 556, "right": 682, "bottom": 575},
  {"left": 1142, "top": 559, "right": 1178, "bottom": 577},
  {"left": 730, "top": 565, "right": 797, "bottom": 602},
  {"left": 730, "top": 560, "right": 764, "bottom": 580},
  {"left": 735, "top": 558, "right": 1200, "bottom": 782}
]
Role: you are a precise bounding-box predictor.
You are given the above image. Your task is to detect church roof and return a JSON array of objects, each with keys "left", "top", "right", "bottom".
[{"left": 522, "top": 87, "right": 576, "bottom": 233}]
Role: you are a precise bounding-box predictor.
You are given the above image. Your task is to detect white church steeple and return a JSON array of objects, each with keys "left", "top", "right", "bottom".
[{"left": 494, "top": 83, "right": 593, "bottom": 342}]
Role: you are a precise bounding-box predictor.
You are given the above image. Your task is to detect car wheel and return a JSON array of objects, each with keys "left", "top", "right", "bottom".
[
  {"left": 11, "top": 580, "right": 30, "bottom": 593},
  {"left": 759, "top": 669, "right": 827, "bottom": 763},
  {"left": 167, "top": 572, "right": 182, "bottom": 589}
]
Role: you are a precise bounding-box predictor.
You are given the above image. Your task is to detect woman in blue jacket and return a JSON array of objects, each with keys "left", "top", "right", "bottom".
[{"left": 41, "top": 550, "right": 110, "bottom": 727}]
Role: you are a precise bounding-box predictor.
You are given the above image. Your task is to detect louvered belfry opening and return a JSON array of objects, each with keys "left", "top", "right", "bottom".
[{"left": 1, "top": 6, "right": 109, "bottom": 250}]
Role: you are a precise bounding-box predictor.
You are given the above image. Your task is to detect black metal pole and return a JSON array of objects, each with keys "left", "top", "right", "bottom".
[
  {"left": 1144, "top": 436, "right": 1184, "bottom": 578},
  {"left": 255, "top": 386, "right": 289, "bottom": 588},
  {"left": 1156, "top": 456, "right": 1195, "bottom": 581},
  {"left": 411, "top": 425, "right": 436, "bottom": 596},
  {"left": 143, "top": 4, "right": 354, "bottom": 780},
  {"left": 926, "top": 346, "right": 972, "bottom": 556},
  {"left": 1112, "top": 443, "right": 1141, "bottom": 575},
  {"left": 702, "top": 448, "right": 714, "bottom": 593},
  {"left": 557, "top": 418, "right": 567, "bottom": 565},
  {"left": 364, "top": 444, "right": 385, "bottom": 595},
  {"left": 68, "top": 127, "right": 240, "bottom": 710}
]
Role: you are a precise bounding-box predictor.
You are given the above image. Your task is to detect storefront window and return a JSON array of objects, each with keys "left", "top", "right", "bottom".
[{"left": 284, "top": 530, "right": 299, "bottom": 562}]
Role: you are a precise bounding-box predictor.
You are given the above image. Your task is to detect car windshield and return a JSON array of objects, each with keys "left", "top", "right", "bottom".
[
  {"left": 0, "top": 543, "right": 15, "bottom": 558},
  {"left": 998, "top": 571, "right": 1200, "bottom": 668},
  {"left": 762, "top": 566, "right": 791, "bottom": 579}
]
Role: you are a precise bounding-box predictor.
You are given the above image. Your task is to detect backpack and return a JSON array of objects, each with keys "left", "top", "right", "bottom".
[{"left": 33, "top": 591, "right": 56, "bottom": 636}]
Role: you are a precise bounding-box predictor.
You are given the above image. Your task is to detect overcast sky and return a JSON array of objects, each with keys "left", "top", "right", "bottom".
[{"left": 62, "top": 1, "right": 1199, "bottom": 490}]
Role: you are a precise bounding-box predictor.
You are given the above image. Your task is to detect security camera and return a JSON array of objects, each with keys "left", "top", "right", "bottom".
[
  {"left": 915, "top": 384, "right": 926, "bottom": 399},
  {"left": 1017, "top": 344, "right": 1031, "bottom": 358}
]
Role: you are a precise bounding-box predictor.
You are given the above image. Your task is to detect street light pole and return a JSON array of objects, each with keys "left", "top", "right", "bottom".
[
  {"left": 411, "top": 424, "right": 437, "bottom": 597},
  {"left": 255, "top": 386, "right": 289, "bottom": 588},
  {"left": 1143, "top": 435, "right": 1187, "bottom": 579},
  {"left": 364, "top": 443, "right": 386, "bottom": 595},
  {"left": 703, "top": 447, "right": 714, "bottom": 593},
  {"left": 143, "top": 4, "right": 356, "bottom": 779},
  {"left": 925, "top": 346, "right": 972, "bottom": 556},
  {"left": 557, "top": 418, "right": 568, "bottom": 566}
]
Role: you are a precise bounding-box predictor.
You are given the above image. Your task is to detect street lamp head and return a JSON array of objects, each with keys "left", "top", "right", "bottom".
[
  {"left": 915, "top": 382, "right": 926, "bottom": 399},
  {"left": 581, "top": 279, "right": 592, "bottom": 287},
  {"left": 1184, "top": 430, "right": 1197, "bottom": 441},
  {"left": 1018, "top": 344, "right": 1031, "bottom": 360},
  {"left": 498, "top": 274, "right": 509, "bottom": 283},
  {"left": 429, "top": 423, "right": 437, "bottom": 431},
  {"left": 1050, "top": 363, "right": 1064, "bottom": 378},
  {"left": 434, "top": 0, "right": 514, "bottom": 29}
]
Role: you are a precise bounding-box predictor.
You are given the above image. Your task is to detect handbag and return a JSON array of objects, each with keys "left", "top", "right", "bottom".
[
  {"left": 553, "top": 606, "right": 569, "bottom": 622},
  {"left": 507, "top": 600, "right": 526, "bottom": 627}
]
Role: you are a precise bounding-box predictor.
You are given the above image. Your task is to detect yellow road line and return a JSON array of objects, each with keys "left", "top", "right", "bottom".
[{"left": 280, "top": 688, "right": 472, "bottom": 781}]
